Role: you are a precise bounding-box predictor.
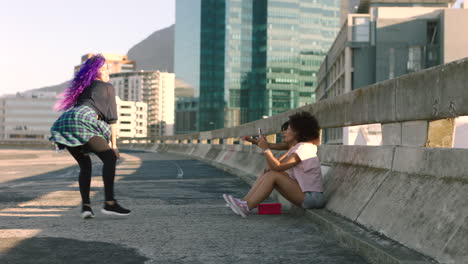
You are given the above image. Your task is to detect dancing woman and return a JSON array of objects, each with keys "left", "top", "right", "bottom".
[{"left": 50, "top": 54, "right": 130, "bottom": 219}]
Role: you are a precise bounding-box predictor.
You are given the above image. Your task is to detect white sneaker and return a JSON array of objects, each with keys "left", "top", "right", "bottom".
[
  {"left": 222, "top": 194, "right": 239, "bottom": 215},
  {"left": 227, "top": 195, "right": 249, "bottom": 218}
]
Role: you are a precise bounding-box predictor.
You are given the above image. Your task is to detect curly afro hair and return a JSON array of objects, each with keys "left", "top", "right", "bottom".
[
  {"left": 280, "top": 121, "right": 289, "bottom": 131},
  {"left": 288, "top": 111, "right": 320, "bottom": 142}
]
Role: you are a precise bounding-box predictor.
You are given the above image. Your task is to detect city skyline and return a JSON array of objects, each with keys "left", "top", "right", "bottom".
[
  {"left": 2, "top": 0, "right": 464, "bottom": 98},
  {"left": 0, "top": 0, "right": 175, "bottom": 97}
]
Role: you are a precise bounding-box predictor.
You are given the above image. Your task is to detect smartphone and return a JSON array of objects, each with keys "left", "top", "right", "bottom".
[{"left": 258, "top": 128, "right": 264, "bottom": 138}]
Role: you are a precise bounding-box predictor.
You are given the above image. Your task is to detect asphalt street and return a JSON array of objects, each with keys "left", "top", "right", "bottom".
[{"left": 0, "top": 149, "right": 368, "bottom": 264}]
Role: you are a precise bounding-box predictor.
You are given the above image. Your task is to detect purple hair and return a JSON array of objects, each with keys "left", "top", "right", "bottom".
[{"left": 54, "top": 54, "right": 106, "bottom": 111}]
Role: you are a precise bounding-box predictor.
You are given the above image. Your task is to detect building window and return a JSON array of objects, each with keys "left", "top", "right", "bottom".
[
  {"left": 389, "top": 48, "right": 395, "bottom": 79},
  {"left": 352, "top": 17, "right": 370, "bottom": 42},
  {"left": 407, "top": 46, "right": 422, "bottom": 73},
  {"left": 9, "top": 134, "right": 42, "bottom": 139}
]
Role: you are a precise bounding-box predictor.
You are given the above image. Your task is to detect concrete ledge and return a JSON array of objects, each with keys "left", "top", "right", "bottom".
[
  {"left": 293, "top": 208, "right": 436, "bottom": 264},
  {"left": 323, "top": 164, "right": 391, "bottom": 221},
  {"left": 318, "top": 145, "right": 395, "bottom": 170},
  {"left": 357, "top": 172, "right": 468, "bottom": 263},
  {"left": 318, "top": 145, "right": 468, "bottom": 263},
  {"left": 401, "top": 121, "right": 428, "bottom": 147},
  {"left": 382, "top": 123, "right": 402, "bottom": 146},
  {"left": 392, "top": 146, "right": 468, "bottom": 181}
]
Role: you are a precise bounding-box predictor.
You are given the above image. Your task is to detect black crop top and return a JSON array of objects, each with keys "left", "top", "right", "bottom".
[{"left": 76, "top": 80, "right": 118, "bottom": 124}]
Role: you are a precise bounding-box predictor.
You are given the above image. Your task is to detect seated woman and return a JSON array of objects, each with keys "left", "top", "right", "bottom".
[
  {"left": 224, "top": 111, "right": 325, "bottom": 217},
  {"left": 223, "top": 121, "right": 293, "bottom": 215}
]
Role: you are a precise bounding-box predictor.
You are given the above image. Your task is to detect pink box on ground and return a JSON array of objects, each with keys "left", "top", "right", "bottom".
[{"left": 258, "top": 203, "right": 282, "bottom": 215}]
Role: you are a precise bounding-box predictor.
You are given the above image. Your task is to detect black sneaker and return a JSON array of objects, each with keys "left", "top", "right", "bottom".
[
  {"left": 101, "top": 201, "right": 131, "bottom": 216},
  {"left": 81, "top": 204, "right": 95, "bottom": 219}
]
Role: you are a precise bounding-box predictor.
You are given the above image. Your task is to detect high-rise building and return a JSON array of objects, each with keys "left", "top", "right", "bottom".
[
  {"left": 198, "top": 0, "right": 341, "bottom": 131},
  {"left": 198, "top": 0, "right": 227, "bottom": 131},
  {"left": 175, "top": 0, "right": 201, "bottom": 97},
  {"left": 175, "top": 97, "right": 199, "bottom": 134},
  {"left": 115, "top": 97, "right": 147, "bottom": 139},
  {"left": 174, "top": 79, "right": 198, "bottom": 134},
  {"left": 174, "top": 0, "right": 201, "bottom": 134},
  {"left": 110, "top": 71, "right": 175, "bottom": 137},
  {"left": 316, "top": 0, "right": 467, "bottom": 144},
  {"left": 74, "top": 53, "right": 136, "bottom": 75}
]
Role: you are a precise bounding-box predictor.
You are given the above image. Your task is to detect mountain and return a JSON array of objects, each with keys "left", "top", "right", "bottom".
[
  {"left": 25, "top": 81, "right": 70, "bottom": 94},
  {"left": 24, "top": 24, "right": 175, "bottom": 94},
  {"left": 127, "top": 24, "right": 174, "bottom": 72},
  {"left": 175, "top": 78, "right": 195, "bottom": 98}
]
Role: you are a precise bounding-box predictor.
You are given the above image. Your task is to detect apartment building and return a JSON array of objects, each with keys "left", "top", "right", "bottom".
[
  {"left": 115, "top": 96, "right": 147, "bottom": 138},
  {"left": 110, "top": 71, "right": 175, "bottom": 137},
  {"left": 316, "top": 0, "right": 468, "bottom": 144},
  {"left": 0, "top": 92, "right": 59, "bottom": 141}
]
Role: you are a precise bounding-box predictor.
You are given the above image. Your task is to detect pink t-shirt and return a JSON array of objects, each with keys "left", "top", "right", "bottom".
[{"left": 286, "top": 142, "right": 323, "bottom": 192}]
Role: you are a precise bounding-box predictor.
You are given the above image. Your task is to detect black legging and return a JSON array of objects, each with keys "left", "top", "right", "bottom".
[{"left": 66, "top": 136, "right": 117, "bottom": 204}]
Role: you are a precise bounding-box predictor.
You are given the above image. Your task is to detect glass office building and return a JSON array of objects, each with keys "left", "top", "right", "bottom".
[
  {"left": 199, "top": 0, "right": 341, "bottom": 130},
  {"left": 175, "top": 0, "right": 201, "bottom": 134},
  {"left": 175, "top": 0, "right": 201, "bottom": 95}
]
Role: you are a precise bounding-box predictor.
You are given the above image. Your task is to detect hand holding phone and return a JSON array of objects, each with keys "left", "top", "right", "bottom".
[
  {"left": 258, "top": 128, "right": 264, "bottom": 138},
  {"left": 257, "top": 132, "right": 269, "bottom": 150}
]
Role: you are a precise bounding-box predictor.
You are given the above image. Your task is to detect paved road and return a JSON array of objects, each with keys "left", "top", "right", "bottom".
[{"left": 0, "top": 149, "right": 368, "bottom": 264}]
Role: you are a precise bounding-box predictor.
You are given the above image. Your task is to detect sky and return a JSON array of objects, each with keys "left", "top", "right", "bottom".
[
  {"left": 454, "top": 0, "right": 464, "bottom": 8},
  {"left": 1, "top": 0, "right": 465, "bottom": 97},
  {"left": 0, "top": 0, "right": 175, "bottom": 96}
]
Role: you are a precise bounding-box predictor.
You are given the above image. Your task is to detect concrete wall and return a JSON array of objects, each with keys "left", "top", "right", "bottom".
[
  {"left": 352, "top": 45, "right": 375, "bottom": 89},
  {"left": 320, "top": 145, "right": 467, "bottom": 264}
]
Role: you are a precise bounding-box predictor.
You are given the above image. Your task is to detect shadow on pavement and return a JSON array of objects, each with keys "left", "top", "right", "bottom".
[{"left": 1, "top": 237, "right": 149, "bottom": 264}]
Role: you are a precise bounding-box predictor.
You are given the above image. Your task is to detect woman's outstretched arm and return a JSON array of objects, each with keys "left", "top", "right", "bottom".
[
  {"left": 258, "top": 137, "right": 300, "bottom": 171},
  {"left": 242, "top": 136, "right": 289, "bottom": 150}
]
